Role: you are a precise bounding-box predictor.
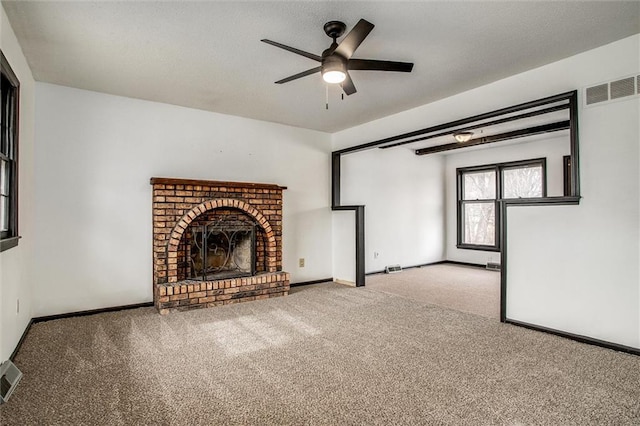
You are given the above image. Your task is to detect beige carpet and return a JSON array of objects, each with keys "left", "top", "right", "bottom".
[
  {"left": 1, "top": 282, "right": 639, "bottom": 425},
  {"left": 366, "top": 263, "right": 500, "bottom": 319}
]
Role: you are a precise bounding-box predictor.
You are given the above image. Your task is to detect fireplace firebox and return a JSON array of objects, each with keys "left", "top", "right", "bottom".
[{"left": 187, "top": 220, "right": 256, "bottom": 281}]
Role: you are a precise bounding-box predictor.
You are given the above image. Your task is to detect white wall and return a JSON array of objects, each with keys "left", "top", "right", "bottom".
[
  {"left": 445, "top": 134, "right": 570, "bottom": 265},
  {"left": 0, "top": 5, "right": 36, "bottom": 361},
  {"left": 337, "top": 148, "right": 445, "bottom": 275},
  {"left": 332, "top": 34, "right": 639, "bottom": 349},
  {"left": 33, "top": 83, "right": 333, "bottom": 317}
]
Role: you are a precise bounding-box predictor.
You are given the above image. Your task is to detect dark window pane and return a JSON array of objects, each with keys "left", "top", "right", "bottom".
[
  {"left": 463, "top": 170, "right": 496, "bottom": 200},
  {"left": 503, "top": 165, "right": 543, "bottom": 198},
  {"left": 463, "top": 202, "right": 495, "bottom": 246}
]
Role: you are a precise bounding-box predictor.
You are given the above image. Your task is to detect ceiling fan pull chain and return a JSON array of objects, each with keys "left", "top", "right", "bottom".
[{"left": 326, "top": 84, "right": 329, "bottom": 110}]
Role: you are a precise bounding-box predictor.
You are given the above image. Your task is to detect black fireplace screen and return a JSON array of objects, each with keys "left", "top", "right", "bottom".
[{"left": 187, "top": 219, "right": 256, "bottom": 281}]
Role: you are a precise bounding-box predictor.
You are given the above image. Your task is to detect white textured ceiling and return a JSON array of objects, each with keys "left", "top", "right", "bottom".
[{"left": 3, "top": 1, "right": 639, "bottom": 133}]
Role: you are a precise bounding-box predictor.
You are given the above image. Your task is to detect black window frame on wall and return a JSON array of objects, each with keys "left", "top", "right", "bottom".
[
  {"left": 457, "top": 158, "right": 547, "bottom": 251},
  {"left": 1, "top": 50, "right": 20, "bottom": 252}
]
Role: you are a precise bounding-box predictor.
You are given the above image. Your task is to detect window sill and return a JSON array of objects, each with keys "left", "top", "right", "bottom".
[
  {"left": 456, "top": 243, "right": 500, "bottom": 252},
  {"left": 0, "top": 236, "right": 21, "bottom": 252},
  {"left": 500, "top": 196, "right": 581, "bottom": 206}
]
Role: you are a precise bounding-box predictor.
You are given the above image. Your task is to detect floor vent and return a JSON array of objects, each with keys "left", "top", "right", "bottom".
[
  {"left": 0, "top": 360, "right": 22, "bottom": 404},
  {"left": 584, "top": 74, "right": 640, "bottom": 106},
  {"left": 385, "top": 265, "right": 402, "bottom": 274},
  {"left": 486, "top": 262, "right": 501, "bottom": 271}
]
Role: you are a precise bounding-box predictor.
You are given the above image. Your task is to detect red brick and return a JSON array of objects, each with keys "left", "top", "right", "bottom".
[{"left": 169, "top": 294, "right": 188, "bottom": 301}]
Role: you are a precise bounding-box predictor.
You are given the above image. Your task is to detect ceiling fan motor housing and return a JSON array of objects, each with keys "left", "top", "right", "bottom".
[{"left": 322, "top": 54, "right": 347, "bottom": 78}]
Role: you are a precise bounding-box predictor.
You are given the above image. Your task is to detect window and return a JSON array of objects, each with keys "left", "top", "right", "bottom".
[
  {"left": 1, "top": 51, "right": 19, "bottom": 252},
  {"left": 457, "top": 159, "right": 546, "bottom": 250}
]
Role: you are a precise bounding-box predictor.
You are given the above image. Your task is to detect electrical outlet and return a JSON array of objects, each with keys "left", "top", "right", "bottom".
[{"left": 299, "top": 258, "right": 305, "bottom": 267}]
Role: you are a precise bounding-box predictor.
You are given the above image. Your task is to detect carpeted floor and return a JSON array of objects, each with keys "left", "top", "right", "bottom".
[
  {"left": 366, "top": 263, "right": 500, "bottom": 319},
  {"left": 1, "top": 282, "right": 639, "bottom": 425}
]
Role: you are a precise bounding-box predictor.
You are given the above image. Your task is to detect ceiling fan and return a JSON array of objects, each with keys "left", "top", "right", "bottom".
[{"left": 261, "top": 19, "right": 414, "bottom": 96}]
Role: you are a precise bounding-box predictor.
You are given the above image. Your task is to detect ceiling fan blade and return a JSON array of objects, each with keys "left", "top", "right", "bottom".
[
  {"left": 341, "top": 72, "right": 357, "bottom": 96},
  {"left": 348, "top": 59, "right": 414, "bottom": 72},
  {"left": 334, "top": 19, "right": 374, "bottom": 59},
  {"left": 261, "top": 39, "right": 322, "bottom": 62},
  {"left": 274, "top": 67, "right": 322, "bottom": 84}
]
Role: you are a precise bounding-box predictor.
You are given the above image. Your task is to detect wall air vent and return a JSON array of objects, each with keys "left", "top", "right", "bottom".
[
  {"left": 585, "top": 83, "right": 608, "bottom": 105},
  {"left": 610, "top": 77, "right": 635, "bottom": 99},
  {"left": 584, "top": 74, "right": 640, "bottom": 107},
  {"left": 385, "top": 264, "right": 402, "bottom": 274}
]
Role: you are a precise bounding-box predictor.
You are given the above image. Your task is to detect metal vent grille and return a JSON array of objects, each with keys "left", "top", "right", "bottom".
[
  {"left": 385, "top": 264, "right": 402, "bottom": 274},
  {"left": 637, "top": 75, "right": 640, "bottom": 94},
  {"left": 0, "top": 360, "right": 22, "bottom": 404},
  {"left": 585, "top": 83, "right": 608, "bottom": 105},
  {"left": 610, "top": 77, "right": 635, "bottom": 99}
]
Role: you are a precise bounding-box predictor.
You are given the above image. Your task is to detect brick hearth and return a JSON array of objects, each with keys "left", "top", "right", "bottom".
[{"left": 150, "top": 177, "right": 289, "bottom": 314}]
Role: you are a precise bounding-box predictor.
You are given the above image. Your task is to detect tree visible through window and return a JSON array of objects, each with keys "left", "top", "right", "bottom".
[
  {"left": 1, "top": 51, "right": 19, "bottom": 251},
  {"left": 458, "top": 159, "right": 545, "bottom": 250}
]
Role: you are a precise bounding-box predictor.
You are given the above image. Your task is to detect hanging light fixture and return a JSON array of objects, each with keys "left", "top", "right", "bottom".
[{"left": 453, "top": 131, "right": 474, "bottom": 143}]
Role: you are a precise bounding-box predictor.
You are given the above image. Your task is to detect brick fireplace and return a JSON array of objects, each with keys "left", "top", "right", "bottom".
[{"left": 151, "top": 178, "right": 289, "bottom": 314}]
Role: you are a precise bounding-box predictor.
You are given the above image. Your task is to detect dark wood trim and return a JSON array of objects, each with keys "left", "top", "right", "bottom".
[
  {"left": 33, "top": 302, "right": 154, "bottom": 323},
  {"left": 415, "top": 121, "right": 569, "bottom": 155},
  {"left": 505, "top": 319, "right": 640, "bottom": 356},
  {"left": 365, "top": 260, "right": 486, "bottom": 275},
  {"left": 335, "top": 91, "right": 575, "bottom": 155},
  {"left": 378, "top": 103, "right": 570, "bottom": 150},
  {"left": 442, "top": 260, "right": 486, "bottom": 269},
  {"left": 502, "top": 196, "right": 581, "bottom": 207},
  {"left": 290, "top": 278, "right": 333, "bottom": 287},
  {"left": 365, "top": 260, "right": 449, "bottom": 275},
  {"left": 563, "top": 155, "right": 572, "bottom": 196},
  {"left": 568, "top": 91, "right": 580, "bottom": 197},
  {"left": 149, "top": 177, "right": 287, "bottom": 190},
  {"left": 458, "top": 157, "right": 547, "bottom": 173},
  {"left": 456, "top": 243, "right": 501, "bottom": 252},
  {"left": 355, "top": 206, "right": 365, "bottom": 287},
  {"left": 331, "top": 152, "right": 341, "bottom": 207},
  {"left": 0, "top": 236, "right": 20, "bottom": 252},
  {"left": 499, "top": 201, "right": 508, "bottom": 322},
  {"left": 9, "top": 319, "right": 34, "bottom": 362}
]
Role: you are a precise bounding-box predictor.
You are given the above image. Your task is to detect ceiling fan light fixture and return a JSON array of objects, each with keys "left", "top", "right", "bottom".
[
  {"left": 322, "top": 70, "right": 346, "bottom": 84},
  {"left": 322, "top": 55, "right": 347, "bottom": 84},
  {"left": 453, "top": 131, "right": 474, "bottom": 143}
]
